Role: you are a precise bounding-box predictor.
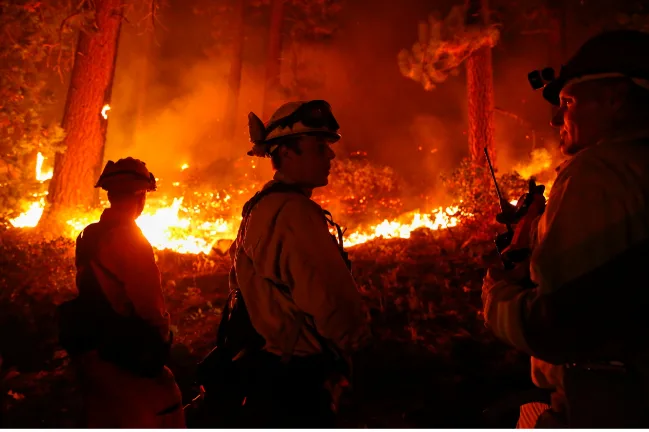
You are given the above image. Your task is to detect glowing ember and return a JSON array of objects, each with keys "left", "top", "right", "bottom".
[
  {"left": 35, "top": 152, "right": 53, "bottom": 182},
  {"left": 181, "top": 163, "right": 189, "bottom": 171},
  {"left": 101, "top": 104, "right": 111, "bottom": 120}
]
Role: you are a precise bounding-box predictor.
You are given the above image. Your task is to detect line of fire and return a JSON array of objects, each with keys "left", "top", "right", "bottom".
[{"left": 2, "top": 0, "right": 648, "bottom": 428}]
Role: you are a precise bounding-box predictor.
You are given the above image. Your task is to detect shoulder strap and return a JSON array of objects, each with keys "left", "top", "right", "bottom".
[
  {"left": 229, "top": 182, "right": 348, "bottom": 363},
  {"left": 216, "top": 183, "right": 305, "bottom": 351},
  {"left": 235, "top": 181, "right": 305, "bottom": 255},
  {"left": 323, "top": 209, "right": 352, "bottom": 272},
  {"left": 241, "top": 181, "right": 305, "bottom": 219}
]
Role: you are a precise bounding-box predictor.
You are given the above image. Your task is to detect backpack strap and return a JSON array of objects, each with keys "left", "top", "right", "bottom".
[{"left": 225, "top": 181, "right": 350, "bottom": 367}]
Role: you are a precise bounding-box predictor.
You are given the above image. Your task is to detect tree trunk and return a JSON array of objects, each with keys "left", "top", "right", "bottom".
[
  {"left": 222, "top": 0, "right": 247, "bottom": 144},
  {"left": 465, "top": 0, "right": 495, "bottom": 167},
  {"left": 42, "top": 0, "right": 123, "bottom": 227},
  {"left": 134, "top": 28, "right": 153, "bottom": 146},
  {"left": 262, "top": 0, "right": 285, "bottom": 120}
]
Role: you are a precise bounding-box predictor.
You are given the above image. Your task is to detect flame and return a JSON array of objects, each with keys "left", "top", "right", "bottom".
[
  {"left": 35, "top": 152, "right": 53, "bottom": 182},
  {"left": 344, "top": 206, "right": 463, "bottom": 246},
  {"left": 101, "top": 104, "right": 111, "bottom": 120},
  {"left": 9, "top": 150, "right": 561, "bottom": 254},
  {"left": 9, "top": 198, "right": 46, "bottom": 228},
  {"left": 513, "top": 148, "right": 552, "bottom": 180}
]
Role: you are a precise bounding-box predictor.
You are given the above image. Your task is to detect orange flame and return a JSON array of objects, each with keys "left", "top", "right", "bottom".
[
  {"left": 35, "top": 152, "right": 53, "bottom": 182},
  {"left": 9, "top": 149, "right": 561, "bottom": 253}
]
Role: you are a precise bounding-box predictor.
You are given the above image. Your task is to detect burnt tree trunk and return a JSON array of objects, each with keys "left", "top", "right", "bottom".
[
  {"left": 43, "top": 0, "right": 123, "bottom": 226},
  {"left": 465, "top": 0, "right": 495, "bottom": 167},
  {"left": 222, "top": 0, "right": 247, "bottom": 143},
  {"left": 262, "top": 0, "right": 285, "bottom": 120}
]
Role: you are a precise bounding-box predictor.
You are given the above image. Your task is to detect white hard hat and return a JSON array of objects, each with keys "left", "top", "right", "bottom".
[{"left": 247, "top": 100, "right": 341, "bottom": 157}]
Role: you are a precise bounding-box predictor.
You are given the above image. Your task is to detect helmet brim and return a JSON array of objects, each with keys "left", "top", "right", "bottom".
[
  {"left": 265, "top": 130, "right": 342, "bottom": 144},
  {"left": 247, "top": 131, "right": 342, "bottom": 157},
  {"left": 96, "top": 175, "right": 155, "bottom": 193}
]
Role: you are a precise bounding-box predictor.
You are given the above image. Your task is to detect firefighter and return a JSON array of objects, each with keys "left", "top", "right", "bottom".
[
  {"left": 63, "top": 157, "right": 184, "bottom": 428},
  {"left": 202, "top": 100, "right": 371, "bottom": 427},
  {"left": 482, "top": 30, "right": 649, "bottom": 428}
]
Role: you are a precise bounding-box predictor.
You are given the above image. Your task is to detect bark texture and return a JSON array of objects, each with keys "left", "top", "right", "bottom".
[
  {"left": 465, "top": 0, "right": 495, "bottom": 167},
  {"left": 44, "top": 0, "right": 123, "bottom": 225}
]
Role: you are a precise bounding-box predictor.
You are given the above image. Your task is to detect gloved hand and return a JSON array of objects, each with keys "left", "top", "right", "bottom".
[{"left": 482, "top": 258, "right": 532, "bottom": 327}]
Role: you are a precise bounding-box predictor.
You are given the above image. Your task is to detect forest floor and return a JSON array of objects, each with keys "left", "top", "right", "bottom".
[{"left": 0, "top": 225, "right": 533, "bottom": 428}]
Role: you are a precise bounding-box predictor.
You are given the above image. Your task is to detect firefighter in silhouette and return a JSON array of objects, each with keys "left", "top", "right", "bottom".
[
  {"left": 197, "top": 100, "right": 371, "bottom": 427},
  {"left": 58, "top": 157, "right": 184, "bottom": 428},
  {"left": 482, "top": 30, "right": 649, "bottom": 428}
]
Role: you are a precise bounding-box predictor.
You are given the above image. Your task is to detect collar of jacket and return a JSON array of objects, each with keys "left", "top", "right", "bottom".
[
  {"left": 99, "top": 207, "right": 139, "bottom": 226},
  {"left": 270, "top": 171, "right": 314, "bottom": 198},
  {"left": 555, "top": 129, "right": 649, "bottom": 173}
]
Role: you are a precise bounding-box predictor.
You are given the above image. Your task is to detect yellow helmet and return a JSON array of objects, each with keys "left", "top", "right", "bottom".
[
  {"left": 95, "top": 157, "right": 157, "bottom": 194},
  {"left": 247, "top": 100, "right": 341, "bottom": 157}
]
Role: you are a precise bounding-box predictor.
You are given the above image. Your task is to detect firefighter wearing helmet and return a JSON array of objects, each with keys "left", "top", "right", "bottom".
[
  {"left": 197, "top": 101, "right": 371, "bottom": 427},
  {"left": 482, "top": 30, "right": 649, "bottom": 428},
  {"left": 58, "top": 157, "right": 184, "bottom": 427}
]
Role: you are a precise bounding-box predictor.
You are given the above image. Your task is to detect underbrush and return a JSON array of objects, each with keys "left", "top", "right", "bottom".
[{"left": 0, "top": 223, "right": 529, "bottom": 428}]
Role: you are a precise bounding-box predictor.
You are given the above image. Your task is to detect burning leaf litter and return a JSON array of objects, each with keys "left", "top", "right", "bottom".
[{"left": 7, "top": 151, "right": 557, "bottom": 254}]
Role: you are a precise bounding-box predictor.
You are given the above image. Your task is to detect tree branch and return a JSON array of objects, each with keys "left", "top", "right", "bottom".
[{"left": 59, "top": 11, "right": 81, "bottom": 42}]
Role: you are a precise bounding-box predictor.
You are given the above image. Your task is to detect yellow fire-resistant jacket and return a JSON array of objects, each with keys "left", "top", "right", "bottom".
[
  {"left": 230, "top": 172, "right": 371, "bottom": 358},
  {"left": 77, "top": 208, "right": 183, "bottom": 428},
  {"left": 483, "top": 133, "right": 649, "bottom": 412}
]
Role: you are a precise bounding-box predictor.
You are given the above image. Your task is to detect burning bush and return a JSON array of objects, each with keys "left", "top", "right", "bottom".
[
  {"left": 314, "top": 155, "right": 405, "bottom": 230},
  {"left": 440, "top": 158, "right": 527, "bottom": 238}
]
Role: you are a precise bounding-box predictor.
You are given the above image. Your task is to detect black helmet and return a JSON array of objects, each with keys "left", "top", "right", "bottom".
[
  {"left": 95, "top": 157, "right": 157, "bottom": 194},
  {"left": 529, "top": 30, "right": 649, "bottom": 105}
]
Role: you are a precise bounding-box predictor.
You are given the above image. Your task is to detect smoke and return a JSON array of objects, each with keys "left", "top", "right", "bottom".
[
  {"left": 106, "top": 59, "right": 239, "bottom": 179},
  {"left": 100, "top": 0, "right": 560, "bottom": 204}
]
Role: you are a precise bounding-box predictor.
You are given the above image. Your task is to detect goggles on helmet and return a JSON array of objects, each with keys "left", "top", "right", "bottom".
[
  {"left": 528, "top": 67, "right": 557, "bottom": 91},
  {"left": 264, "top": 100, "right": 340, "bottom": 140}
]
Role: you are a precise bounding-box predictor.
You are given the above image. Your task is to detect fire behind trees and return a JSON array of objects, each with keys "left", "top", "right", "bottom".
[{"left": 42, "top": 0, "right": 124, "bottom": 230}]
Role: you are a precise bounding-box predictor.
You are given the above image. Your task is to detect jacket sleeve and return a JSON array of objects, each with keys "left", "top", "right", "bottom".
[
  {"left": 270, "top": 198, "right": 370, "bottom": 354},
  {"left": 98, "top": 226, "right": 171, "bottom": 340},
  {"left": 484, "top": 155, "right": 649, "bottom": 364}
]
